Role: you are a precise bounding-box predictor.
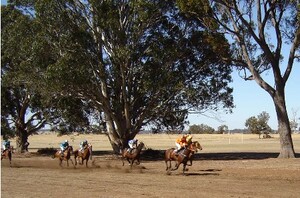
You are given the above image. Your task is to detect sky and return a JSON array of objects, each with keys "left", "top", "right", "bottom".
[
  {"left": 2, "top": 0, "right": 299, "bottom": 131},
  {"left": 187, "top": 66, "right": 300, "bottom": 130}
]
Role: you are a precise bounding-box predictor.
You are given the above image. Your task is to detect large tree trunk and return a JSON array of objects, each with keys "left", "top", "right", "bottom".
[
  {"left": 15, "top": 129, "right": 29, "bottom": 153},
  {"left": 273, "top": 92, "right": 295, "bottom": 158}
]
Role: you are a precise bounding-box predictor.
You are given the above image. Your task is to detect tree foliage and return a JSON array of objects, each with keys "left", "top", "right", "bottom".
[
  {"left": 188, "top": 124, "right": 215, "bottom": 134},
  {"left": 3, "top": 1, "right": 235, "bottom": 152},
  {"left": 245, "top": 111, "right": 272, "bottom": 138}
]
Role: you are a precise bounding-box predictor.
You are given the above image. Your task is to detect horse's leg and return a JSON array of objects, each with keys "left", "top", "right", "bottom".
[
  {"left": 74, "top": 153, "right": 77, "bottom": 166},
  {"left": 59, "top": 159, "right": 63, "bottom": 167},
  {"left": 130, "top": 159, "right": 135, "bottom": 169},
  {"left": 136, "top": 157, "right": 140, "bottom": 165},
  {"left": 9, "top": 152, "right": 12, "bottom": 167},
  {"left": 127, "top": 158, "right": 131, "bottom": 166},
  {"left": 85, "top": 159, "right": 88, "bottom": 167},
  {"left": 182, "top": 163, "right": 187, "bottom": 175},
  {"left": 171, "top": 162, "right": 180, "bottom": 171},
  {"left": 122, "top": 157, "right": 125, "bottom": 166},
  {"left": 70, "top": 159, "right": 75, "bottom": 167},
  {"left": 187, "top": 155, "right": 193, "bottom": 166},
  {"left": 168, "top": 160, "right": 173, "bottom": 170},
  {"left": 165, "top": 160, "right": 169, "bottom": 171}
]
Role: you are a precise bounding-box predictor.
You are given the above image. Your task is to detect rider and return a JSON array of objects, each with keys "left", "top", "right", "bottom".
[
  {"left": 79, "top": 140, "right": 88, "bottom": 152},
  {"left": 174, "top": 134, "right": 193, "bottom": 154},
  {"left": 60, "top": 140, "right": 69, "bottom": 156},
  {"left": 128, "top": 139, "right": 138, "bottom": 153},
  {"left": 2, "top": 140, "right": 11, "bottom": 154}
]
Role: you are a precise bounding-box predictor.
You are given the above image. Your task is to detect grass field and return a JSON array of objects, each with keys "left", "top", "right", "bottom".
[
  {"left": 8, "top": 133, "right": 300, "bottom": 153},
  {"left": 2, "top": 133, "right": 300, "bottom": 198}
]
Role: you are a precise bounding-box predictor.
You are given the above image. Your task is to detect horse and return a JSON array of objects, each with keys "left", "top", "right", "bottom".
[
  {"left": 120, "top": 142, "right": 145, "bottom": 168},
  {"left": 187, "top": 141, "right": 203, "bottom": 166},
  {"left": 73, "top": 144, "right": 92, "bottom": 167},
  {"left": 1, "top": 146, "right": 13, "bottom": 167},
  {"left": 52, "top": 146, "right": 74, "bottom": 167},
  {"left": 164, "top": 141, "right": 202, "bottom": 174}
]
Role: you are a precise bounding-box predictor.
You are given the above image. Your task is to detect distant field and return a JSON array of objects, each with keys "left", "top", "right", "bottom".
[{"left": 5, "top": 133, "right": 300, "bottom": 153}]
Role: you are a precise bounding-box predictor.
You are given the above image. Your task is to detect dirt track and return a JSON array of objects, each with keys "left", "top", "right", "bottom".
[{"left": 2, "top": 152, "right": 300, "bottom": 198}]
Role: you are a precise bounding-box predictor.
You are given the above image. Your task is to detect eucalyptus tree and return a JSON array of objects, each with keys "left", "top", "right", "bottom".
[
  {"left": 24, "top": 0, "right": 235, "bottom": 152},
  {"left": 177, "top": 0, "right": 300, "bottom": 158},
  {"left": 1, "top": 5, "right": 48, "bottom": 152},
  {"left": 1, "top": 4, "right": 92, "bottom": 151}
]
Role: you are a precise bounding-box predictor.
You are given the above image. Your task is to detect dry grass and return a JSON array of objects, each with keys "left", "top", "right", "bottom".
[{"left": 6, "top": 133, "right": 300, "bottom": 153}]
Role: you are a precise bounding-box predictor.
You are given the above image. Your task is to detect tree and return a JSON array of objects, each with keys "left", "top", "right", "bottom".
[
  {"left": 217, "top": 124, "right": 228, "bottom": 134},
  {"left": 245, "top": 111, "right": 272, "bottom": 138},
  {"left": 9, "top": 0, "right": 234, "bottom": 153},
  {"left": 177, "top": 0, "right": 300, "bottom": 158},
  {"left": 1, "top": 5, "right": 48, "bottom": 152},
  {"left": 188, "top": 124, "right": 215, "bottom": 134},
  {"left": 1, "top": 4, "right": 93, "bottom": 151}
]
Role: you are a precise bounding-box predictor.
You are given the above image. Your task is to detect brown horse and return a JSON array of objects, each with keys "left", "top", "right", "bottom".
[
  {"left": 187, "top": 141, "right": 203, "bottom": 166},
  {"left": 52, "top": 146, "right": 74, "bottom": 167},
  {"left": 120, "top": 142, "right": 145, "bottom": 168},
  {"left": 1, "top": 146, "right": 13, "bottom": 167},
  {"left": 73, "top": 144, "right": 92, "bottom": 167},
  {"left": 165, "top": 141, "right": 202, "bottom": 174}
]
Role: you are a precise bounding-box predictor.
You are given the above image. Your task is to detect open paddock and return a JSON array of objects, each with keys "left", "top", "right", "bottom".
[{"left": 2, "top": 133, "right": 300, "bottom": 198}]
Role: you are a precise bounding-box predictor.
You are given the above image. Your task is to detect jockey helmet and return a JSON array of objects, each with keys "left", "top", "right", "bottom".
[{"left": 65, "top": 140, "right": 68, "bottom": 143}]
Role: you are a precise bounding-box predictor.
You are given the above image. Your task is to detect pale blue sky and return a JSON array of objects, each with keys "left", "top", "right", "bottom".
[{"left": 188, "top": 66, "right": 300, "bottom": 130}]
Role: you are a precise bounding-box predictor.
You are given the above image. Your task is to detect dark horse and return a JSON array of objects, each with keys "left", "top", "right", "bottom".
[
  {"left": 73, "top": 144, "right": 92, "bottom": 167},
  {"left": 52, "top": 146, "right": 74, "bottom": 167},
  {"left": 120, "top": 142, "right": 145, "bottom": 168},
  {"left": 1, "top": 146, "right": 13, "bottom": 167},
  {"left": 164, "top": 141, "right": 202, "bottom": 174}
]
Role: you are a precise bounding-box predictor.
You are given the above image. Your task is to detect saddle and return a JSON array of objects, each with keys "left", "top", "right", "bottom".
[
  {"left": 173, "top": 148, "right": 186, "bottom": 157},
  {"left": 127, "top": 148, "right": 136, "bottom": 154}
]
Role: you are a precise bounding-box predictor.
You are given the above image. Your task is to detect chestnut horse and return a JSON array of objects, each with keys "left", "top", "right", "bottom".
[
  {"left": 1, "top": 146, "right": 13, "bottom": 167},
  {"left": 120, "top": 142, "right": 145, "bottom": 168},
  {"left": 73, "top": 144, "right": 92, "bottom": 167},
  {"left": 52, "top": 146, "right": 74, "bottom": 167},
  {"left": 165, "top": 141, "right": 202, "bottom": 174}
]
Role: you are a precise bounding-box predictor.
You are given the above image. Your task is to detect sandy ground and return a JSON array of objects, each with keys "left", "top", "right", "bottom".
[{"left": 2, "top": 151, "right": 300, "bottom": 198}]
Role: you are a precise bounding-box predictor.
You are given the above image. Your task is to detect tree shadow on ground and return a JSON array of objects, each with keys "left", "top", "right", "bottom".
[
  {"left": 33, "top": 148, "right": 300, "bottom": 161},
  {"left": 139, "top": 150, "right": 300, "bottom": 161},
  {"left": 193, "top": 152, "right": 300, "bottom": 160}
]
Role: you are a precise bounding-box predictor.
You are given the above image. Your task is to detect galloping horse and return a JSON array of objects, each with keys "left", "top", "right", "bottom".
[
  {"left": 165, "top": 141, "right": 202, "bottom": 174},
  {"left": 187, "top": 141, "right": 202, "bottom": 166},
  {"left": 73, "top": 144, "right": 92, "bottom": 167},
  {"left": 1, "top": 146, "right": 13, "bottom": 167},
  {"left": 52, "top": 146, "right": 74, "bottom": 167},
  {"left": 120, "top": 142, "right": 145, "bottom": 168}
]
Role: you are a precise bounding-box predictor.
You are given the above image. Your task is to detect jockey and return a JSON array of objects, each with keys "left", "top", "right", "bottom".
[
  {"left": 79, "top": 140, "right": 88, "bottom": 152},
  {"left": 174, "top": 134, "right": 193, "bottom": 154},
  {"left": 2, "top": 140, "right": 11, "bottom": 153},
  {"left": 60, "top": 140, "right": 69, "bottom": 156},
  {"left": 128, "top": 139, "right": 138, "bottom": 153}
]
